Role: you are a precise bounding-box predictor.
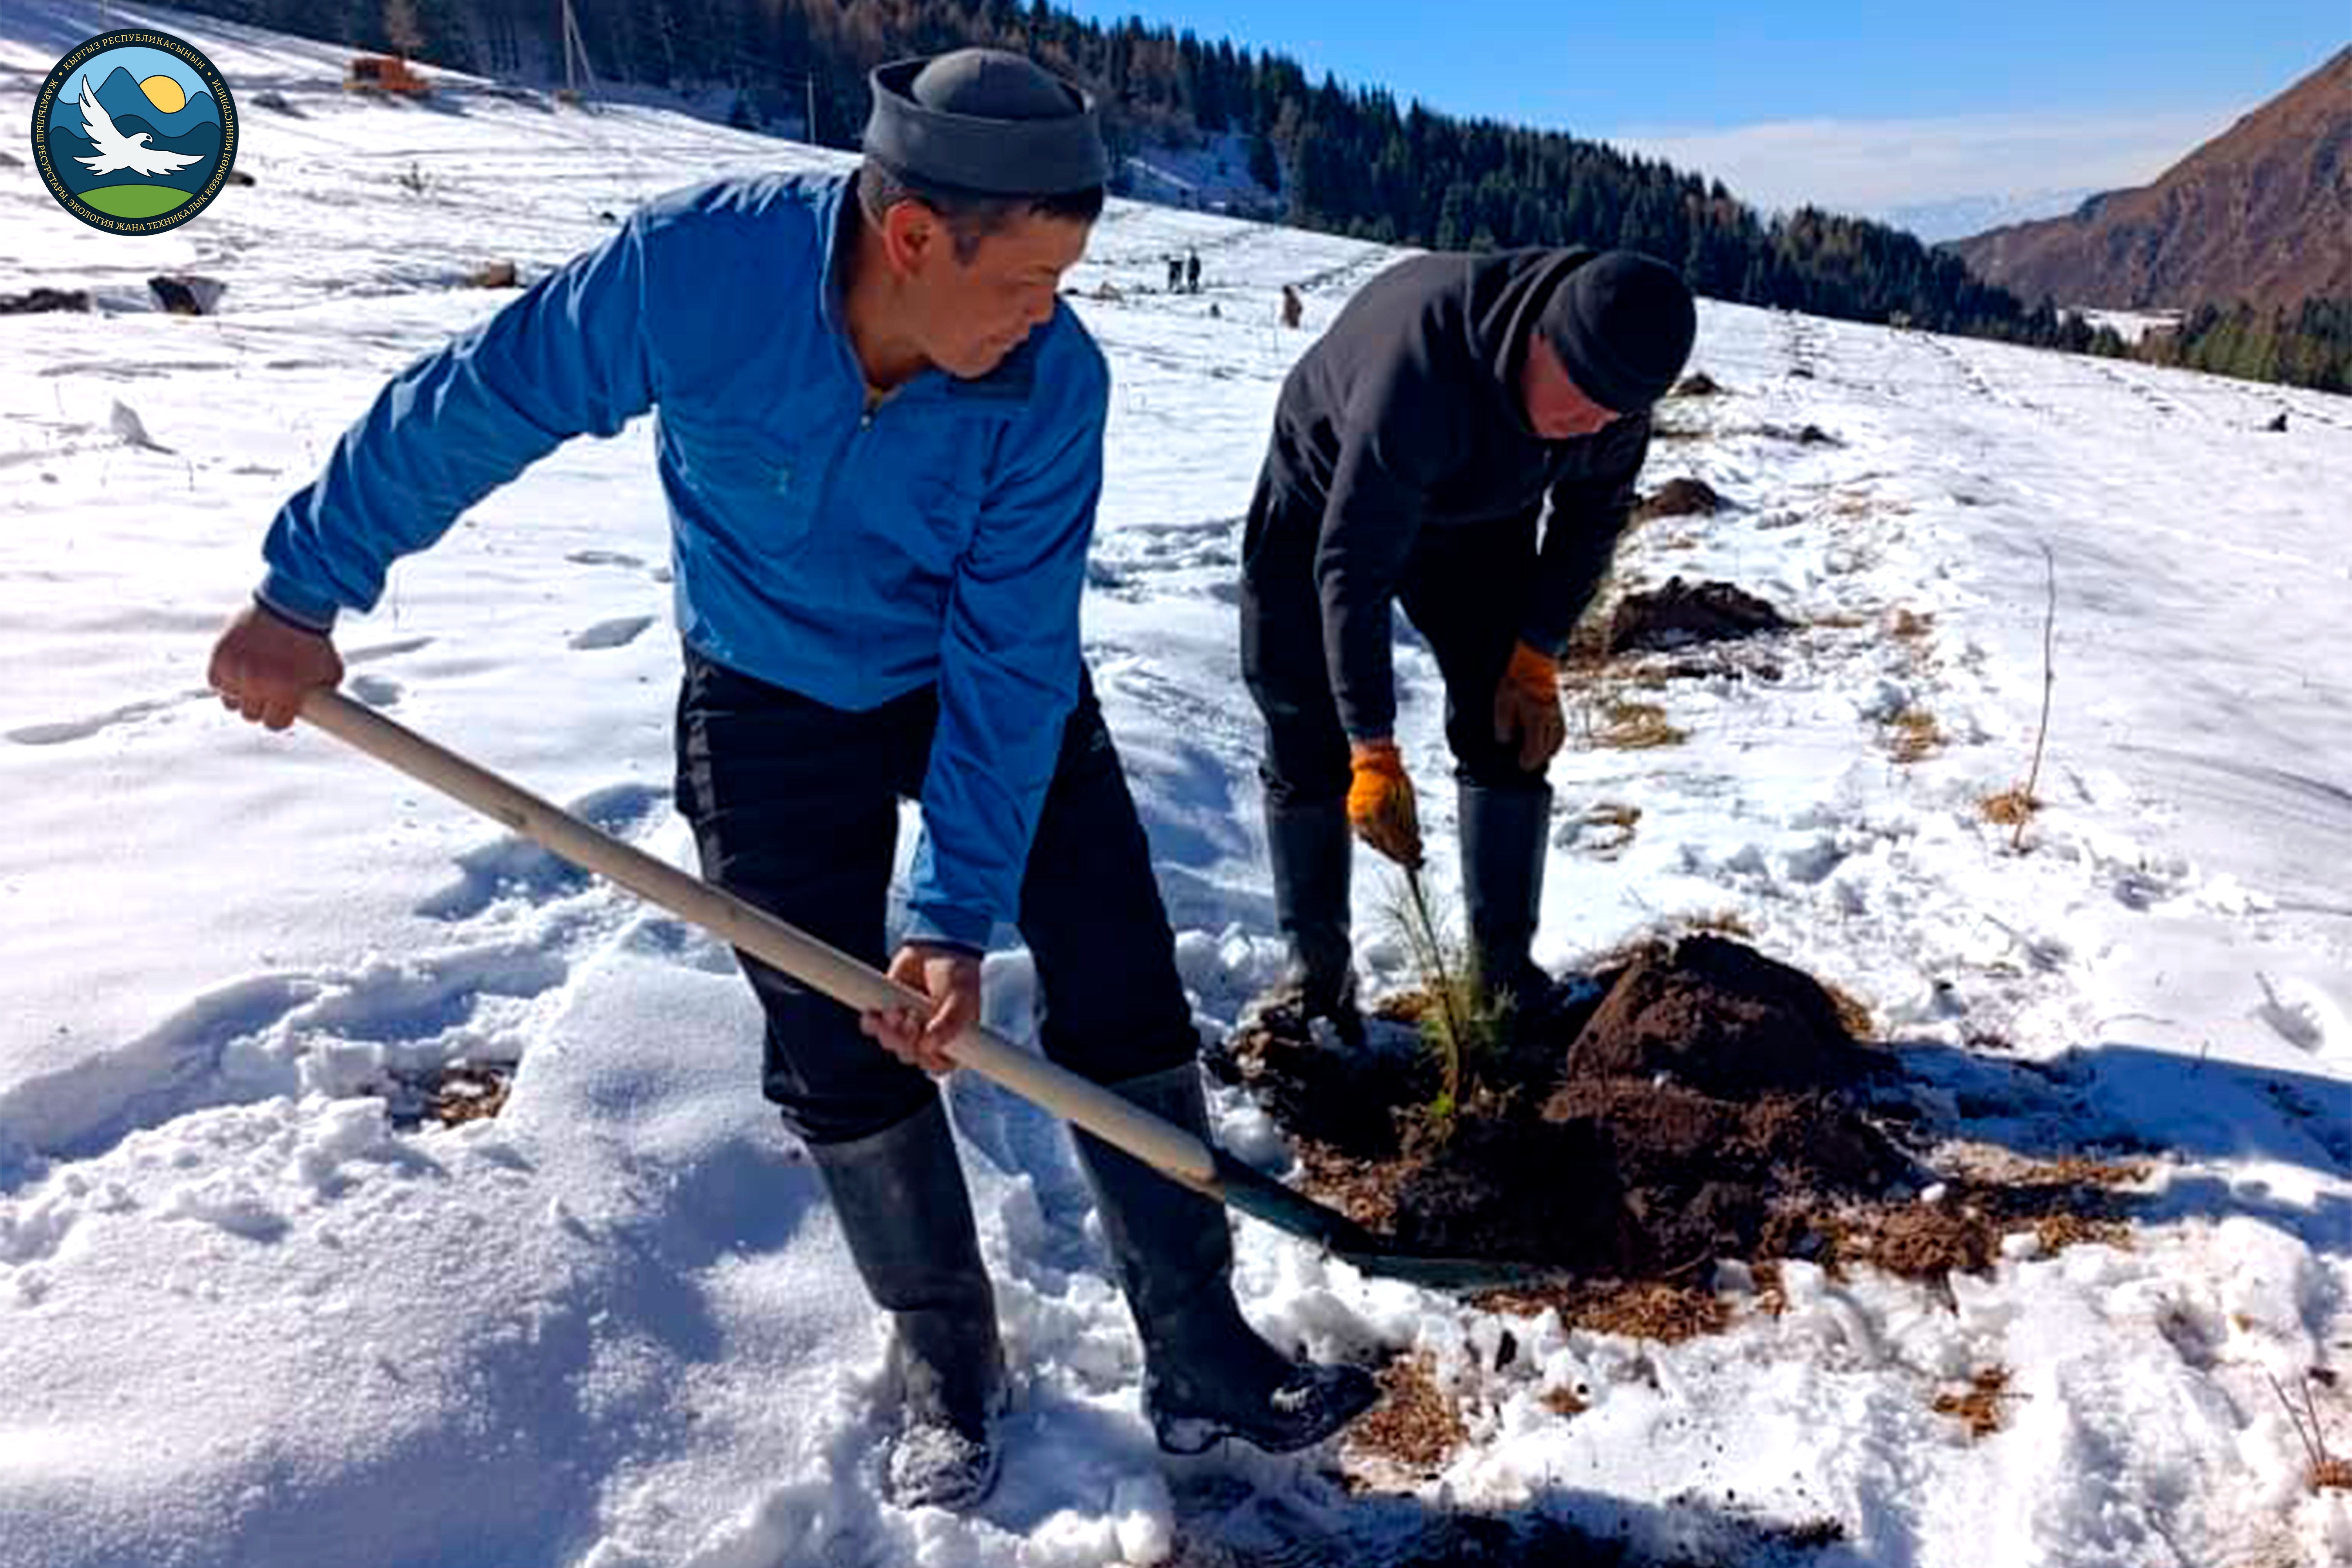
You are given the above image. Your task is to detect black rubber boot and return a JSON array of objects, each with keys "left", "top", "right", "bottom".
[
  {"left": 1252, "top": 797, "right": 1365, "bottom": 1045},
  {"left": 806, "top": 1098, "right": 1007, "bottom": 1511},
  {"left": 1074, "top": 1064, "right": 1380, "bottom": 1455},
  {"left": 1459, "top": 782, "right": 1555, "bottom": 1019}
]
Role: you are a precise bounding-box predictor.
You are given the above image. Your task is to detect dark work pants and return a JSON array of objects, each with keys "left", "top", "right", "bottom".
[
  {"left": 673, "top": 647, "right": 1203, "bottom": 1145},
  {"left": 1239, "top": 476, "right": 1546, "bottom": 806}
]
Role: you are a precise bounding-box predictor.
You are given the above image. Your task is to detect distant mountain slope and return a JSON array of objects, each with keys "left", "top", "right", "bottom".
[{"left": 1948, "top": 48, "right": 2350, "bottom": 310}]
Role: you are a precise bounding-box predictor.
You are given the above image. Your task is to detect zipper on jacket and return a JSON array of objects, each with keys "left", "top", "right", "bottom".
[{"left": 813, "top": 402, "right": 870, "bottom": 528}]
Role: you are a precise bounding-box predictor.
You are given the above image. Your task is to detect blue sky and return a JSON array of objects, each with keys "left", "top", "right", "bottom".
[{"left": 1059, "top": 1, "right": 2347, "bottom": 216}]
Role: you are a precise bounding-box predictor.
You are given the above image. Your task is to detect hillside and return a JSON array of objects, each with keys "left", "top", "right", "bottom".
[
  {"left": 5, "top": 4, "right": 2352, "bottom": 1565},
  {"left": 1949, "top": 48, "right": 2352, "bottom": 311}
]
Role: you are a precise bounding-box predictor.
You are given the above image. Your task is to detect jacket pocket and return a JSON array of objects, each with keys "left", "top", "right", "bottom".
[{"left": 666, "top": 416, "right": 819, "bottom": 561}]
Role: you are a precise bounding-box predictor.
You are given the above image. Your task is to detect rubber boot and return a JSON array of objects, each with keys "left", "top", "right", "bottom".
[
  {"left": 1074, "top": 1064, "right": 1380, "bottom": 1454},
  {"left": 1250, "top": 797, "right": 1365, "bottom": 1044},
  {"left": 806, "top": 1098, "right": 1007, "bottom": 1511},
  {"left": 1459, "top": 782, "right": 1555, "bottom": 1020}
]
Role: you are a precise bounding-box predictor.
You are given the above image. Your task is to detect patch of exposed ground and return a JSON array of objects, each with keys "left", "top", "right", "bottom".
[{"left": 1210, "top": 935, "right": 2152, "bottom": 1339}]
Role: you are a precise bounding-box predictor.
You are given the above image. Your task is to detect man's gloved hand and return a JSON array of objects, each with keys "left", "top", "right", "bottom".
[
  {"left": 1346, "top": 739, "right": 1423, "bottom": 867},
  {"left": 1492, "top": 640, "right": 1566, "bottom": 773}
]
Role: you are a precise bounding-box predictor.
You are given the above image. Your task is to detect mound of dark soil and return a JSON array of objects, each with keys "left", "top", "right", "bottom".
[
  {"left": 0, "top": 288, "right": 91, "bottom": 316},
  {"left": 1560, "top": 935, "right": 1860, "bottom": 1096},
  {"left": 1606, "top": 577, "right": 1791, "bottom": 655},
  {"left": 1212, "top": 936, "right": 1909, "bottom": 1282},
  {"left": 148, "top": 274, "right": 226, "bottom": 316}
]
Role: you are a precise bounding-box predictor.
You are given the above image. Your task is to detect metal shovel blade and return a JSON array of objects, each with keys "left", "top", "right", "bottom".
[{"left": 1209, "top": 1149, "right": 1575, "bottom": 1291}]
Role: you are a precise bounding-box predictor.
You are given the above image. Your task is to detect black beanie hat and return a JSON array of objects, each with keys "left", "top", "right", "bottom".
[
  {"left": 864, "top": 49, "right": 1107, "bottom": 195},
  {"left": 1539, "top": 251, "right": 1697, "bottom": 413}
]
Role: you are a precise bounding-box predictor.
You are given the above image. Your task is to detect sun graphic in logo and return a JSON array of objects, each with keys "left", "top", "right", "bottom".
[
  {"left": 140, "top": 74, "right": 187, "bottom": 114},
  {"left": 31, "top": 29, "right": 239, "bottom": 234}
]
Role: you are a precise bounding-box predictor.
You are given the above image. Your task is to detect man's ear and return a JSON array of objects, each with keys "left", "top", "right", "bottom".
[{"left": 879, "top": 199, "right": 944, "bottom": 279}]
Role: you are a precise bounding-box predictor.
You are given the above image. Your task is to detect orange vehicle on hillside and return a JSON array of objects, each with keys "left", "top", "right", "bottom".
[{"left": 345, "top": 55, "right": 431, "bottom": 96}]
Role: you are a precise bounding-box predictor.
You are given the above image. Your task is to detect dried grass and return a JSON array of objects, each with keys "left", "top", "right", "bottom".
[
  {"left": 1478, "top": 1279, "right": 1732, "bottom": 1343},
  {"left": 1822, "top": 982, "right": 1878, "bottom": 1041},
  {"left": 1886, "top": 706, "right": 1942, "bottom": 763},
  {"left": 1933, "top": 1366, "right": 2015, "bottom": 1438},
  {"left": 1981, "top": 787, "right": 2037, "bottom": 826},
  {"left": 1592, "top": 698, "right": 1687, "bottom": 750},
  {"left": 1679, "top": 909, "right": 1755, "bottom": 938},
  {"left": 1346, "top": 1355, "right": 1467, "bottom": 1473}
]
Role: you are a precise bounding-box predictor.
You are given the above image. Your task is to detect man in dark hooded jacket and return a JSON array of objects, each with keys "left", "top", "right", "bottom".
[{"left": 1239, "top": 248, "right": 1696, "bottom": 1038}]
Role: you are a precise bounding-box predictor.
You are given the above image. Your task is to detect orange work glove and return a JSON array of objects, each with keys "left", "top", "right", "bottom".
[
  {"left": 1346, "top": 739, "right": 1423, "bottom": 867},
  {"left": 1492, "top": 640, "right": 1566, "bottom": 772}
]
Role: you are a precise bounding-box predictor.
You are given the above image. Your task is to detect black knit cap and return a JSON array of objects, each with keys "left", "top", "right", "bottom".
[
  {"left": 864, "top": 49, "right": 1107, "bottom": 195},
  {"left": 1539, "top": 251, "right": 1697, "bottom": 413}
]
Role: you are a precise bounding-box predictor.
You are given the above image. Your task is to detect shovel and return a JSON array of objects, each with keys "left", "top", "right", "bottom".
[{"left": 296, "top": 688, "right": 1568, "bottom": 1292}]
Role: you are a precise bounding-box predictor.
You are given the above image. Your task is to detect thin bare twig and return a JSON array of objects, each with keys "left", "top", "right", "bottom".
[
  {"left": 2304, "top": 1376, "right": 2332, "bottom": 1468},
  {"left": 2013, "top": 543, "right": 2058, "bottom": 851},
  {"left": 2269, "top": 1370, "right": 2327, "bottom": 1471}
]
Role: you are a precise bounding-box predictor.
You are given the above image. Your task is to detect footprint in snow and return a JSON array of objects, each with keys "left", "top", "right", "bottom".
[
  {"left": 348, "top": 674, "right": 402, "bottom": 708},
  {"left": 344, "top": 635, "right": 434, "bottom": 667},
  {"left": 6, "top": 693, "right": 193, "bottom": 745},
  {"left": 417, "top": 781, "right": 670, "bottom": 921},
  {"left": 2255, "top": 974, "right": 2345, "bottom": 1058},
  {"left": 569, "top": 615, "right": 654, "bottom": 651}
]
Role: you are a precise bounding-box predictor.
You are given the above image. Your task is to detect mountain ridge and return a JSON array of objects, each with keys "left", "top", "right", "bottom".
[{"left": 1947, "top": 48, "right": 2350, "bottom": 311}]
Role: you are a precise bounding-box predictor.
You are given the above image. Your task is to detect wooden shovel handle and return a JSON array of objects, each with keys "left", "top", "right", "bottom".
[{"left": 297, "top": 688, "right": 1218, "bottom": 1186}]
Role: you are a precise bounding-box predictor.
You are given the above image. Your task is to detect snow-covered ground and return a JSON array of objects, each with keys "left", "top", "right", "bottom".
[
  {"left": 1119, "top": 130, "right": 1279, "bottom": 220},
  {"left": 2074, "top": 307, "right": 2188, "bottom": 347},
  {"left": 4, "top": 5, "right": 2349, "bottom": 1564}
]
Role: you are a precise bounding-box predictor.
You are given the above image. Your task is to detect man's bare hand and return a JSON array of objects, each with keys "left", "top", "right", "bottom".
[
  {"left": 860, "top": 942, "right": 982, "bottom": 1074},
  {"left": 208, "top": 603, "right": 343, "bottom": 731}
]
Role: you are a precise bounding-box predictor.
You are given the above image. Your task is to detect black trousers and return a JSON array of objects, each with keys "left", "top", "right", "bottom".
[
  {"left": 673, "top": 647, "right": 1202, "bottom": 1145},
  {"left": 1239, "top": 476, "right": 1544, "bottom": 806}
]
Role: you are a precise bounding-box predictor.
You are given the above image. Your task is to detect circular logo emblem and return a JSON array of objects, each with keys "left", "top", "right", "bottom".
[{"left": 31, "top": 29, "right": 239, "bottom": 235}]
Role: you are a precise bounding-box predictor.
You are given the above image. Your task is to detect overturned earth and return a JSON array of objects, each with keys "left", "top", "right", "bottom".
[
  {"left": 1606, "top": 577, "right": 1792, "bottom": 656},
  {"left": 1209, "top": 935, "right": 2141, "bottom": 1326}
]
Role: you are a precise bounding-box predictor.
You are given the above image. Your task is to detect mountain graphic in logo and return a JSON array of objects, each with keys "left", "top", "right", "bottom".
[{"left": 33, "top": 31, "right": 240, "bottom": 234}]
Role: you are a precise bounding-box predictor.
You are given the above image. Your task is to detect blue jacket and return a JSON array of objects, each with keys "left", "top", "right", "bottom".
[{"left": 260, "top": 173, "right": 1109, "bottom": 950}]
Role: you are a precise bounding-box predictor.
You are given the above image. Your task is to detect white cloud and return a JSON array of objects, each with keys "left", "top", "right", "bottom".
[{"left": 1605, "top": 103, "right": 2254, "bottom": 219}]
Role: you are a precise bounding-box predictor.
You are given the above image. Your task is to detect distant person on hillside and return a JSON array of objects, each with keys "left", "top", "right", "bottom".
[
  {"left": 1166, "top": 253, "right": 1183, "bottom": 290},
  {"left": 207, "top": 46, "right": 1374, "bottom": 1515},
  {"left": 1185, "top": 247, "right": 1201, "bottom": 293},
  {"left": 1280, "top": 283, "right": 1303, "bottom": 329},
  {"left": 1236, "top": 248, "right": 1695, "bottom": 1041}
]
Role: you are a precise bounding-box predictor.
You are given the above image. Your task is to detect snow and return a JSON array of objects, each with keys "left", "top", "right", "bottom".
[
  {"left": 4, "top": 4, "right": 2350, "bottom": 1564},
  {"left": 1120, "top": 131, "right": 1279, "bottom": 220},
  {"left": 2074, "top": 308, "right": 2187, "bottom": 347}
]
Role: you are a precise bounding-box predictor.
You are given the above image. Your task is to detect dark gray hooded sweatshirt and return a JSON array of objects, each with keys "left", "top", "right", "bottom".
[{"left": 1255, "top": 248, "right": 1651, "bottom": 741}]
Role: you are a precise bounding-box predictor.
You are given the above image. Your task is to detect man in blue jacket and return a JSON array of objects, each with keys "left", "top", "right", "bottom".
[{"left": 208, "top": 48, "right": 1372, "bottom": 1513}]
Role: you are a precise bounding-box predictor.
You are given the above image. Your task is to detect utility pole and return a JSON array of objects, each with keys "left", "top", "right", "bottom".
[{"left": 556, "top": 0, "right": 592, "bottom": 105}]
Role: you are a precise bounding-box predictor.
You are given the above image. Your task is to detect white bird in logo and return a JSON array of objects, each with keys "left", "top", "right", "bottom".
[{"left": 73, "top": 76, "right": 201, "bottom": 178}]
